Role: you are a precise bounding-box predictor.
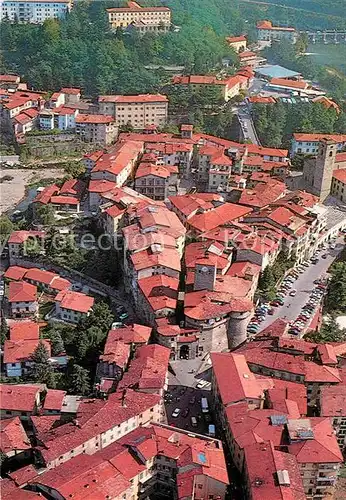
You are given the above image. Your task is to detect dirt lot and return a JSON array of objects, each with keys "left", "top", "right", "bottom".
[{"left": 0, "top": 168, "right": 65, "bottom": 214}]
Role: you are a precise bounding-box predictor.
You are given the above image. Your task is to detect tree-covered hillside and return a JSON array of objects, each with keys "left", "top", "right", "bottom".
[{"left": 0, "top": 0, "right": 345, "bottom": 96}]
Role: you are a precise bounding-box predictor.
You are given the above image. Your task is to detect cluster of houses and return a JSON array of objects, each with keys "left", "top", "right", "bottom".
[{"left": 211, "top": 318, "right": 346, "bottom": 499}]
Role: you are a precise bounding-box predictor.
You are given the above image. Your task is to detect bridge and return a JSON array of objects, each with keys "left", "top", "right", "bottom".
[{"left": 300, "top": 30, "right": 346, "bottom": 44}]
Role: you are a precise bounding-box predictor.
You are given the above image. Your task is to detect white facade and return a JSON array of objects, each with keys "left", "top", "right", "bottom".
[
  {"left": 55, "top": 303, "right": 89, "bottom": 324},
  {"left": 0, "top": 0, "right": 72, "bottom": 23},
  {"left": 291, "top": 138, "right": 346, "bottom": 156},
  {"left": 11, "top": 300, "right": 38, "bottom": 318}
]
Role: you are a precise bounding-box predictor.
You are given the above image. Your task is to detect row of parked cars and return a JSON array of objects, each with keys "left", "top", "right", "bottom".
[
  {"left": 247, "top": 303, "right": 273, "bottom": 335},
  {"left": 288, "top": 281, "right": 327, "bottom": 335}
]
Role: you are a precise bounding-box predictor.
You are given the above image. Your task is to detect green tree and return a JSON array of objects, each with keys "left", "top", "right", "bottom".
[
  {"left": 64, "top": 161, "right": 86, "bottom": 178},
  {"left": 0, "top": 215, "right": 13, "bottom": 244},
  {"left": 67, "top": 364, "right": 90, "bottom": 395},
  {"left": 305, "top": 315, "right": 346, "bottom": 343},
  {"left": 0, "top": 317, "right": 9, "bottom": 345},
  {"left": 43, "top": 325, "right": 65, "bottom": 356},
  {"left": 85, "top": 301, "right": 114, "bottom": 332},
  {"left": 31, "top": 341, "right": 56, "bottom": 386},
  {"left": 325, "top": 262, "right": 346, "bottom": 313},
  {"left": 34, "top": 204, "right": 55, "bottom": 226}
]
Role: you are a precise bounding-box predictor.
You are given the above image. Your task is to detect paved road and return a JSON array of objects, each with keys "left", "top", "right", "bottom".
[
  {"left": 259, "top": 239, "right": 345, "bottom": 330},
  {"left": 165, "top": 385, "right": 212, "bottom": 435},
  {"left": 236, "top": 106, "right": 261, "bottom": 145}
]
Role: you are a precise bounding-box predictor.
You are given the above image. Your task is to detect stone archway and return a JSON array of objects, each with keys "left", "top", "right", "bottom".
[{"left": 179, "top": 344, "right": 190, "bottom": 360}]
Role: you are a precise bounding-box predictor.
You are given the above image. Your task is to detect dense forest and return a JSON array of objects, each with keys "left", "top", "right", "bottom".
[
  {"left": 0, "top": 1, "right": 240, "bottom": 96},
  {"left": 1, "top": 0, "right": 346, "bottom": 96},
  {"left": 252, "top": 101, "right": 346, "bottom": 149}
]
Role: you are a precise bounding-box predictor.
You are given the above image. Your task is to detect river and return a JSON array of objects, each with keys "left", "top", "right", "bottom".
[{"left": 307, "top": 43, "right": 346, "bottom": 74}]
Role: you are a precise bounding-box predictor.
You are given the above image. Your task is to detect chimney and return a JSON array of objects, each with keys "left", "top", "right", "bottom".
[{"left": 121, "top": 389, "right": 127, "bottom": 407}]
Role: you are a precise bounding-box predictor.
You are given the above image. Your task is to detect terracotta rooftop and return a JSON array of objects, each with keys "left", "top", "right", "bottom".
[
  {"left": 211, "top": 352, "right": 266, "bottom": 406},
  {"left": 55, "top": 290, "right": 94, "bottom": 313},
  {"left": 8, "top": 281, "right": 37, "bottom": 303},
  {"left": 0, "top": 384, "right": 43, "bottom": 412},
  {"left": 0, "top": 417, "right": 31, "bottom": 455}
]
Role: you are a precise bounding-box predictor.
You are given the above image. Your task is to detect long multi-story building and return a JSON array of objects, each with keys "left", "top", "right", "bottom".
[
  {"left": 99, "top": 94, "right": 168, "bottom": 130},
  {"left": 257, "top": 20, "right": 297, "bottom": 43},
  {"left": 0, "top": 0, "right": 72, "bottom": 23},
  {"left": 107, "top": 1, "right": 171, "bottom": 33}
]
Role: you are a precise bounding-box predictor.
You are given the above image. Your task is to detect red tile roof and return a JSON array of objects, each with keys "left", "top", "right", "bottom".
[
  {"left": 0, "top": 74, "right": 20, "bottom": 82},
  {"left": 50, "top": 195, "right": 80, "bottom": 205},
  {"left": 4, "top": 266, "right": 27, "bottom": 281},
  {"left": 1, "top": 480, "right": 41, "bottom": 500},
  {"left": 55, "top": 290, "right": 94, "bottom": 313},
  {"left": 0, "top": 417, "right": 30, "bottom": 454},
  {"left": 168, "top": 193, "right": 222, "bottom": 218},
  {"left": 60, "top": 87, "right": 81, "bottom": 95},
  {"left": 257, "top": 20, "right": 295, "bottom": 31},
  {"left": 100, "top": 93, "right": 168, "bottom": 103},
  {"left": 76, "top": 114, "right": 114, "bottom": 124},
  {"left": 9, "top": 321, "right": 39, "bottom": 341},
  {"left": 226, "top": 35, "right": 247, "bottom": 43},
  {"left": 320, "top": 384, "right": 346, "bottom": 417},
  {"left": 30, "top": 452, "right": 131, "bottom": 500},
  {"left": 0, "top": 384, "right": 42, "bottom": 412},
  {"left": 227, "top": 261, "right": 261, "bottom": 279},
  {"left": 33, "top": 184, "right": 59, "bottom": 204},
  {"left": 244, "top": 441, "right": 306, "bottom": 500},
  {"left": 293, "top": 133, "right": 346, "bottom": 143},
  {"left": 333, "top": 169, "right": 346, "bottom": 184},
  {"left": 43, "top": 389, "right": 67, "bottom": 411},
  {"left": 212, "top": 352, "right": 265, "bottom": 405},
  {"left": 8, "top": 230, "right": 45, "bottom": 244},
  {"left": 106, "top": 324, "right": 151, "bottom": 345},
  {"left": 24, "top": 268, "right": 58, "bottom": 285},
  {"left": 36, "top": 390, "right": 160, "bottom": 464},
  {"left": 135, "top": 163, "right": 171, "bottom": 179},
  {"left": 100, "top": 337, "right": 131, "bottom": 368},
  {"left": 288, "top": 417, "right": 343, "bottom": 464},
  {"left": 118, "top": 344, "right": 170, "bottom": 391},
  {"left": 266, "top": 379, "right": 307, "bottom": 416},
  {"left": 4, "top": 339, "right": 51, "bottom": 364},
  {"left": 248, "top": 96, "right": 276, "bottom": 104},
  {"left": 132, "top": 247, "right": 181, "bottom": 273},
  {"left": 92, "top": 140, "right": 143, "bottom": 177},
  {"left": 88, "top": 179, "right": 118, "bottom": 193},
  {"left": 270, "top": 78, "right": 308, "bottom": 90},
  {"left": 336, "top": 152, "right": 346, "bottom": 163},
  {"left": 8, "top": 281, "right": 37, "bottom": 303},
  {"left": 188, "top": 203, "right": 252, "bottom": 233},
  {"left": 239, "top": 179, "right": 286, "bottom": 208},
  {"left": 246, "top": 144, "right": 288, "bottom": 158}
]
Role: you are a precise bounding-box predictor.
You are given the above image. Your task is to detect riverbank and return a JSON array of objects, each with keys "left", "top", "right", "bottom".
[{"left": 0, "top": 168, "right": 65, "bottom": 215}]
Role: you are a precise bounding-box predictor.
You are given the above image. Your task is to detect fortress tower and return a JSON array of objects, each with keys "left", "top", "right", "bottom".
[
  {"left": 227, "top": 301, "right": 253, "bottom": 350},
  {"left": 304, "top": 138, "right": 337, "bottom": 201}
]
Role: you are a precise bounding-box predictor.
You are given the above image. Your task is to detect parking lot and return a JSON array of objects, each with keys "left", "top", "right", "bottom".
[
  {"left": 256, "top": 238, "right": 345, "bottom": 334},
  {"left": 165, "top": 385, "right": 214, "bottom": 436}
]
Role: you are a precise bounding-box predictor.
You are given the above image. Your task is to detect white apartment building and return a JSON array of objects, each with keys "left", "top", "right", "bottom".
[
  {"left": 0, "top": 0, "right": 72, "bottom": 23},
  {"left": 99, "top": 94, "right": 168, "bottom": 130},
  {"left": 107, "top": 1, "right": 171, "bottom": 31}
]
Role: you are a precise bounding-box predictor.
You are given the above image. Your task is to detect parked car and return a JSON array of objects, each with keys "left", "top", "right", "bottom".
[
  {"left": 289, "top": 290, "right": 297, "bottom": 297},
  {"left": 172, "top": 408, "right": 181, "bottom": 418},
  {"left": 322, "top": 254, "right": 328, "bottom": 259},
  {"left": 182, "top": 408, "right": 190, "bottom": 418}
]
